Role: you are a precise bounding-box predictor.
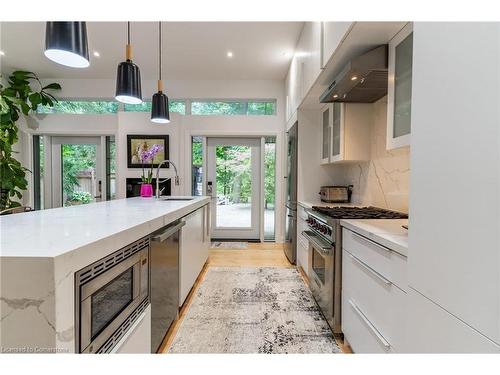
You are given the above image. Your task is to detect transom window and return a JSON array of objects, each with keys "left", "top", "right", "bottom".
[
  {"left": 37, "top": 101, "right": 119, "bottom": 114},
  {"left": 37, "top": 99, "right": 276, "bottom": 116}
]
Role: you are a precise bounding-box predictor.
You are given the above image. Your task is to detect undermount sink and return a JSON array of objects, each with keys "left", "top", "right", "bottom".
[{"left": 158, "top": 197, "right": 194, "bottom": 201}]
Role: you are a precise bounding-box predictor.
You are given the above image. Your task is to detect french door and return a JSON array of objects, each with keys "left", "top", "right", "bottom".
[
  {"left": 49, "top": 136, "right": 105, "bottom": 208},
  {"left": 206, "top": 138, "right": 261, "bottom": 240}
]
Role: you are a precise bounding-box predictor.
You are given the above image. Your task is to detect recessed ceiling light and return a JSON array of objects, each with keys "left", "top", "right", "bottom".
[
  {"left": 333, "top": 94, "right": 338, "bottom": 99},
  {"left": 227, "top": 51, "right": 233, "bottom": 58},
  {"left": 0, "top": 50, "right": 5, "bottom": 56},
  {"left": 351, "top": 75, "right": 358, "bottom": 81},
  {"left": 93, "top": 51, "right": 100, "bottom": 57}
]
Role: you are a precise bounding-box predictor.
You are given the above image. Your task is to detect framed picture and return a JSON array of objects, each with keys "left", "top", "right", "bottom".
[{"left": 127, "top": 134, "right": 169, "bottom": 168}]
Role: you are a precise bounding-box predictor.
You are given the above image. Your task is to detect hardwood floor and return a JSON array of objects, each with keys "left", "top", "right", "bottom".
[
  {"left": 208, "top": 242, "right": 292, "bottom": 267},
  {"left": 158, "top": 242, "right": 352, "bottom": 354}
]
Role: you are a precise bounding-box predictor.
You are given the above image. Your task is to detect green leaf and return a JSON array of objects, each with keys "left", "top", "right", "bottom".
[{"left": 42, "top": 83, "right": 61, "bottom": 91}]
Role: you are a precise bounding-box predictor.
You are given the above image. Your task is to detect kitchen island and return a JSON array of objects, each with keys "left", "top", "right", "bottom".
[{"left": 0, "top": 196, "right": 210, "bottom": 353}]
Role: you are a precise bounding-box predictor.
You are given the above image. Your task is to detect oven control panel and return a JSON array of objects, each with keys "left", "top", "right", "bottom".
[{"left": 306, "top": 213, "right": 334, "bottom": 242}]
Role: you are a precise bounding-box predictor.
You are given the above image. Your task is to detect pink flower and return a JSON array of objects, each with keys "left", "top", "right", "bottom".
[{"left": 140, "top": 144, "right": 163, "bottom": 163}]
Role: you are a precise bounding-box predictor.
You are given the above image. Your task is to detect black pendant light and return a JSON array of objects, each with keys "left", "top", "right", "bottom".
[
  {"left": 44, "top": 22, "right": 90, "bottom": 68},
  {"left": 151, "top": 22, "right": 170, "bottom": 123},
  {"left": 115, "top": 22, "right": 142, "bottom": 105}
]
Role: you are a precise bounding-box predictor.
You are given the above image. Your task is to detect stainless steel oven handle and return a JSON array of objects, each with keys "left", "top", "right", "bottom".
[
  {"left": 349, "top": 299, "right": 391, "bottom": 350},
  {"left": 348, "top": 252, "right": 392, "bottom": 285},
  {"left": 302, "top": 230, "right": 332, "bottom": 255},
  {"left": 152, "top": 221, "right": 186, "bottom": 242},
  {"left": 351, "top": 231, "right": 391, "bottom": 254}
]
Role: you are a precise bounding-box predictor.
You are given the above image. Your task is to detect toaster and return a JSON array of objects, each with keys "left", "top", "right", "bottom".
[{"left": 319, "top": 185, "right": 353, "bottom": 203}]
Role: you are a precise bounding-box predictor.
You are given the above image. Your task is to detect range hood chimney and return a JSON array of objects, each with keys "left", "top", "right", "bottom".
[{"left": 320, "top": 45, "right": 388, "bottom": 103}]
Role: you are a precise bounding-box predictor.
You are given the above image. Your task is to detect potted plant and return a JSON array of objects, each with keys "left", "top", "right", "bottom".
[
  {"left": 139, "top": 144, "right": 163, "bottom": 197},
  {"left": 0, "top": 71, "right": 61, "bottom": 211}
]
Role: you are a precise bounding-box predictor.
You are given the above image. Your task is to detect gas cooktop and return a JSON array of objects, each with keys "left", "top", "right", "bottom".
[{"left": 311, "top": 206, "right": 408, "bottom": 220}]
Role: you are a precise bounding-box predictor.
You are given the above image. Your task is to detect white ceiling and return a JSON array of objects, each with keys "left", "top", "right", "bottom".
[{"left": 0, "top": 22, "right": 303, "bottom": 80}]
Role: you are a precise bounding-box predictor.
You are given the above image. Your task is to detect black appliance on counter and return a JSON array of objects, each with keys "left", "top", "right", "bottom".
[{"left": 126, "top": 178, "right": 171, "bottom": 198}]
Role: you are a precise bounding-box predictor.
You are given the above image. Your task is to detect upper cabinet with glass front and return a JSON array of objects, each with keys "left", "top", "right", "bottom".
[
  {"left": 387, "top": 23, "right": 413, "bottom": 150},
  {"left": 321, "top": 105, "right": 331, "bottom": 164},
  {"left": 320, "top": 103, "right": 371, "bottom": 164}
]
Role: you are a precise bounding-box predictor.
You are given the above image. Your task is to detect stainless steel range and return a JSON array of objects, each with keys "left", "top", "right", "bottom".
[{"left": 302, "top": 206, "right": 408, "bottom": 335}]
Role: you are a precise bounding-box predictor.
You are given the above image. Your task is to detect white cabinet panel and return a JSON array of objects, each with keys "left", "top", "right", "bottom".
[
  {"left": 342, "top": 288, "right": 396, "bottom": 353},
  {"left": 322, "top": 22, "right": 352, "bottom": 68},
  {"left": 405, "top": 288, "right": 500, "bottom": 353},
  {"left": 409, "top": 23, "right": 500, "bottom": 345},
  {"left": 343, "top": 228, "right": 407, "bottom": 289},
  {"left": 179, "top": 205, "right": 209, "bottom": 306}
]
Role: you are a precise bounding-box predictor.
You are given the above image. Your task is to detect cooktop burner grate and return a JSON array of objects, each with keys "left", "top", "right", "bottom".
[{"left": 311, "top": 206, "right": 408, "bottom": 220}]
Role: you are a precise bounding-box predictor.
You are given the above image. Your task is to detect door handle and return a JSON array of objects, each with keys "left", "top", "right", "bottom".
[{"left": 94, "top": 180, "right": 102, "bottom": 199}]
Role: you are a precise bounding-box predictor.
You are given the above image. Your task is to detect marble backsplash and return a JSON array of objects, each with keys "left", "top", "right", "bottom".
[{"left": 333, "top": 97, "right": 410, "bottom": 213}]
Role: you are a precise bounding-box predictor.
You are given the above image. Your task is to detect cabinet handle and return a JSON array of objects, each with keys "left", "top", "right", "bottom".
[
  {"left": 349, "top": 299, "right": 390, "bottom": 350},
  {"left": 351, "top": 232, "right": 392, "bottom": 254},
  {"left": 348, "top": 252, "right": 392, "bottom": 286}
]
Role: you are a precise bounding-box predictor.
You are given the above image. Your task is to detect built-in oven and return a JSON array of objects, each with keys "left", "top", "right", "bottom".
[
  {"left": 303, "top": 229, "right": 335, "bottom": 330},
  {"left": 75, "top": 237, "right": 150, "bottom": 353}
]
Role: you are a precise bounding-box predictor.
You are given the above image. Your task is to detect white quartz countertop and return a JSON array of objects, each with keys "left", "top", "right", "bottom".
[
  {"left": 340, "top": 218, "right": 409, "bottom": 257},
  {"left": 0, "top": 196, "right": 210, "bottom": 258}
]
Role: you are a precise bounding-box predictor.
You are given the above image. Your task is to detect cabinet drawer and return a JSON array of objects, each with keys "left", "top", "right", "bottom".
[
  {"left": 342, "top": 249, "right": 406, "bottom": 351},
  {"left": 342, "top": 292, "right": 396, "bottom": 353},
  {"left": 342, "top": 228, "right": 407, "bottom": 289}
]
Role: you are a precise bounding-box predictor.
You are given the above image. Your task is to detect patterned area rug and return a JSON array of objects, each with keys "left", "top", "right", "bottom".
[
  {"left": 168, "top": 267, "right": 340, "bottom": 354},
  {"left": 210, "top": 241, "right": 248, "bottom": 249}
]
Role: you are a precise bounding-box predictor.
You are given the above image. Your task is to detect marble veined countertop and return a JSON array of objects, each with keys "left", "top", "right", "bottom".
[
  {"left": 0, "top": 196, "right": 210, "bottom": 353},
  {"left": 340, "top": 218, "right": 409, "bottom": 257},
  {"left": 0, "top": 196, "right": 210, "bottom": 258}
]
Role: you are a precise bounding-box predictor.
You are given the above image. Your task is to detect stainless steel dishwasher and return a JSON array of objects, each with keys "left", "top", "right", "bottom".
[{"left": 150, "top": 219, "right": 185, "bottom": 353}]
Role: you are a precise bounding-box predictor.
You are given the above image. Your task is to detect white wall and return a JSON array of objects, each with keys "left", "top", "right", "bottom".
[{"left": 17, "top": 79, "right": 286, "bottom": 241}]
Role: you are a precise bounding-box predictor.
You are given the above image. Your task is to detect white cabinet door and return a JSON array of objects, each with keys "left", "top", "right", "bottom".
[
  {"left": 405, "top": 288, "right": 500, "bottom": 353},
  {"left": 179, "top": 206, "right": 209, "bottom": 306},
  {"left": 387, "top": 23, "right": 413, "bottom": 150},
  {"left": 321, "top": 105, "right": 331, "bottom": 164},
  {"left": 322, "top": 22, "right": 352, "bottom": 68},
  {"left": 321, "top": 103, "right": 371, "bottom": 165},
  {"left": 330, "top": 102, "right": 343, "bottom": 162},
  {"left": 299, "top": 22, "right": 322, "bottom": 98},
  {"left": 409, "top": 23, "right": 500, "bottom": 345}
]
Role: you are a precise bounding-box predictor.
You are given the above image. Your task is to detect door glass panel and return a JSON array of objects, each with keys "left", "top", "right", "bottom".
[
  {"left": 332, "top": 103, "right": 341, "bottom": 157},
  {"left": 215, "top": 145, "right": 252, "bottom": 228},
  {"left": 322, "top": 108, "right": 330, "bottom": 159},
  {"left": 61, "top": 144, "right": 98, "bottom": 206},
  {"left": 91, "top": 268, "right": 133, "bottom": 339},
  {"left": 264, "top": 137, "right": 276, "bottom": 240},
  {"left": 312, "top": 248, "right": 326, "bottom": 284},
  {"left": 191, "top": 136, "right": 203, "bottom": 196},
  {"left": 393, "top": 32, "right": 413, "bottom": 138}
]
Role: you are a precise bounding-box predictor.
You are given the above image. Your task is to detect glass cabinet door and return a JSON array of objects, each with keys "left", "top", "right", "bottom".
[
  {"left": 331, "top": 102, "right": 342, "bottom": 159},
  {"left": 393, "top": 32, "right": 413, "bottom": 138},
  {"left": 387, "top": 23, "right": 413, "bottom": 149},
  {"left": 321, "top": 106, "right": 331, "bottom": 163}
]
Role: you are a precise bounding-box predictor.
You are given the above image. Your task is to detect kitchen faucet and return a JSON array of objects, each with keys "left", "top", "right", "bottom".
[{"left": 155, "top": 160, "right": 180, "bottom": 198}]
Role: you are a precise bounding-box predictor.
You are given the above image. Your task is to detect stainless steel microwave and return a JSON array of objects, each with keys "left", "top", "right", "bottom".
[{"left": 75, "top": 238, "right": 150, "bottom": 353}]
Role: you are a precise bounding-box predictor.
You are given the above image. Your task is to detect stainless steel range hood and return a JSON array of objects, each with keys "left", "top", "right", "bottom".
[{"left": 320, "top": 45, "right": 388, "bottom": 103}]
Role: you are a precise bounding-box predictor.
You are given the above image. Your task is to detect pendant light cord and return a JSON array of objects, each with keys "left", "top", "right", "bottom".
[
  {"left": 158, "top": 22, "right": 162, "bottom": 81},
  {"left": 127, "top": 21, "right": 131, "bottom": 45}
]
